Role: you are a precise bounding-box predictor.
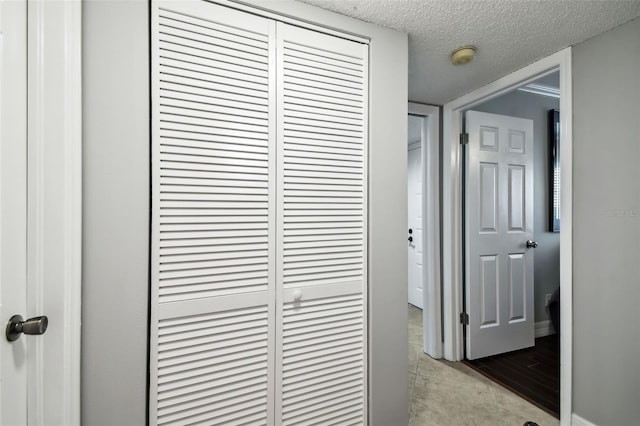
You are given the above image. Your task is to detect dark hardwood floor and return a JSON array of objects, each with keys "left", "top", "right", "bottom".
[{"left": 463, "top": 335, "right": 560, "bottom": 418}]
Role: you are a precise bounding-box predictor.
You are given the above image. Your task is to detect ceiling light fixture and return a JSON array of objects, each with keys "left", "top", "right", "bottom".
[{"left": 451, "top": 46, "right": 476, "bottom": 66}]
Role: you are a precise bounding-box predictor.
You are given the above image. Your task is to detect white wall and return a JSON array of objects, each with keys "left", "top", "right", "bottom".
[
  {"left": 82, "top": 1, "right": 409, "bottom": 425},
  {"left": 572, "top": 16, "right": 640, "bottom": 426},
  {"left": 472, "top": 89, "right": 561, "bottom": 323},
  {"left": 82, "top": 1, "right": 149, "bottom": 424}
]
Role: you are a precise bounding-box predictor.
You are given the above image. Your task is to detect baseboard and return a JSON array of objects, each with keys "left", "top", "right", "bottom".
[
  {"left": 535, "top": 320, "right": 556, "bottom": 338},
  {"left": 572, "top": 413, "right": 598, "bottom": 426}
]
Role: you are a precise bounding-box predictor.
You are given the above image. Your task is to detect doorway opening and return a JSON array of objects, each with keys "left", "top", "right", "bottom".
[
  {"left": 442, "top": 48, "right": 572, "bottom": 425},
  {"left": 461, "top": 71, "right": 561, "bottom": 418},
  {"left": 407, "top": 98, "right": 557, "bottom": 424},
  {"left": 406, "top": 102, "right": 441, "bottom": 358}
]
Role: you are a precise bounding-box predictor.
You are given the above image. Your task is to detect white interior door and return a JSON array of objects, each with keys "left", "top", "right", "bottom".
[
  {"left": 1, "top": 1, "right": 80, "bottom": 423},
  {"left": 407, "top": 143, "right": 423, "bottom": 309},
  {"left": 465, "top": 110, "right": 535, "bottom": 360},
  {"left": 0, "top": 0, "right": 28, "bottom": 423}
]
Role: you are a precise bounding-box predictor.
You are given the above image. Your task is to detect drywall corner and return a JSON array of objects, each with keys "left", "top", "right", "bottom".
[{"left": 572, "top": 16, "right": 640, "bottom": 426}]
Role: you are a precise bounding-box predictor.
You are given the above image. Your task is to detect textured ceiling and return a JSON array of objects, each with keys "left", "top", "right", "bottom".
[{"left": 298, "top": 0, "right": 640, "bottom": 104}]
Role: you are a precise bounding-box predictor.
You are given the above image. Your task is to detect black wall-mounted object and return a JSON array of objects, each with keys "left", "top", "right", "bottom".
[{"left": 548, "top": 109, "right": 560, "bottom": 232}]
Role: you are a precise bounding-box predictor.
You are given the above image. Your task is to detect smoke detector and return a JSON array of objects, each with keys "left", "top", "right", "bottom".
[{"left": 451, "top": 46, "right": 476, "bottom": 66}]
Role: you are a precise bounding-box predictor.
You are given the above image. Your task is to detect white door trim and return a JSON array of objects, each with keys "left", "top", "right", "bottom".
[
  {"left": 442, "top": 48, "right": 572, "bottom": 425},
  {"left": 27, "top": 1, "right": 82, "bottom": 424},
  {"left": 218, "top": 0, "right": 370, "bottom": 43},
  {"left": 408, "top": 102, "right": 441, "bottom": 358}
]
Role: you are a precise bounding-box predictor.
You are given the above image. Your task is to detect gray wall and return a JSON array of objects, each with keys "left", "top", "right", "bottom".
[
  {"left": 82, "top": 1, "right": 408, "bottom": 425},
  {"left": 82, "top": 1, "right": 149, "bottom": 425},
  {"left": 473, "top": 90, "right": 560, "bottom": 323},
  {"left": 572, "top": 16, "right": 640, "bottom": 426}
]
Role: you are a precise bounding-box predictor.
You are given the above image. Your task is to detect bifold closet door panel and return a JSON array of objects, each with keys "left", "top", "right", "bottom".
[
  {"left": 150, "top": 2, "right": 276, "bottom": 425},
  {"left": 276, "top": 23, "right": 369, "bottom": 426}
]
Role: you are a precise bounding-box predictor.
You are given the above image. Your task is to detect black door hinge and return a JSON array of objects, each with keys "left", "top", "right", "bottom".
[
  {"left": 460, "top": 312, "right": 469, "bottom": 325},
  {"left": 460, "top": 133, "right": 469, "bottom": 145}
]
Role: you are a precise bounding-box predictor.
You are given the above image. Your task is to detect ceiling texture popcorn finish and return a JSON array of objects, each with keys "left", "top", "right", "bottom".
[{"left": 298, "top": 0, "right": 640, "bottom": 104}]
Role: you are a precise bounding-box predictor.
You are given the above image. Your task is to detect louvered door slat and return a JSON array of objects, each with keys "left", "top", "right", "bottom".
[
  {"left": 283, "top": 97, "right": 363, "bottom": 116},
  {"left": 160, "top": 61, "right": 269, "bottom": 94},
  {"left": 159, "top": 147, "right": 268, "bottom": 162},
  {"left": 161, "top": 219, "right": 268, "bottom": 231},
  {"left": 160, "top": 51, "right": 269, "bottom": 81},
  {"left": 160, "top": 155, "right": 267, "bottom": 171},
  {"left": 283, "top": 103, "right": 363, "bottom": 123},
  {"left": 309, "top": 408, "right": 363, "bottom": 426},
  {"left": 276, "top": 22, "right": 368, "bottom": 425},
  {"left": 283, "top": 131, "right": 362, "bottom": 145},
  {"left": 159, "top": 357, "right": 267, "bottom": 388},
  {"left": 284, "top": 46, "right": 362, "bottom": 72},
  {"left": 284, "top": 68, "right": 363, "bottom": 90},
  {"left": 160, "top": 87, "right": 270, "bottom": 113},
  {"left": 283, "top": 87, "right": 362, "bottom": 109},
  {"left": 160, "top": 169, "right": 268, "bottom": 182},
  {"left": 285, "top": 226, "right": 363, "bottom": 235},
  {"left": 284, "top": 143, "right": 362, "bottom": 157},
  {"left": 158, "top": 9, "right": 268, "bottom": 46},
  {"left": 160, "top": 131, "right": 269, "bottom": 150},
  {"left": 160, "top": 119, "right": 268, "bottom": 141},
  {"left": 159, "top": 35, "right": 268, "bottom": 65},
  {"left": 284, "top": 80, "right": 363, "bottom": 101},
  {"left": 160, "top": 104, "right": 268, "bottom": 128},
  {"left": 285, "top": 117, "right": 363, "bottom": 134},
  {"left": 160, "top": 96, "right": 269, "bottom": 121},
  {"left": 285, "top": 256, "right": 363, "bottom": 268},
  {"left": 283, "top": 58, "right": 362, "bottom": 82},
  {"left": 151, "top": 2, "right": 274, "bottom": 425},
  {"left": 284, "top": 151, "right": 363, "bottom": 164},
  {"left": 160, "top": 188, "right": 268, "bottom": 198},
  {"left": 159, "top": 23, "right": 269, "bottom": 57}
]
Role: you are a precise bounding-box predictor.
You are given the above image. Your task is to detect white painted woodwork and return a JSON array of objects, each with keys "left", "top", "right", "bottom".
[
  {"left": 151, "top": 3, "right": 275, "bottom": 424},
  {"left": 557, "top": 49, "right": 573, "bottom": 426},
  {"left": 151, "top": 2, "right": 368, "bottom": 424},
  {"left": 276, "top": 22, "right": 368, "bottom": 425},
  {"left": 27, "top": 2, "right": 83, "bottom": 423},
  {"left": 0, "top": 1, "right": 81, "bottom": 423},
  {"left": 407, "top": 142, "right": 423, "bottom": 309},
  {"left": 0, "top": 1, "right": 28, "bottom": 424},
  {"left": 465, "top": 110, "right": 534, "bottom": 360},
  {"left": 408, "top": 103, "right": 442, "bottom": 359}
]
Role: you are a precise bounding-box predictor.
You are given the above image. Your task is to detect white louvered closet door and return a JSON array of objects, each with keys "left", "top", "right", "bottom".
[
  {"left": 150, "top": 2, "right": 276, "bottom": 425},
  {"left": 151, "top": 2, "right": 368, "bottom": 425},
  {"left": 276, "top": 23, "right": 369, "bottom": 426}
]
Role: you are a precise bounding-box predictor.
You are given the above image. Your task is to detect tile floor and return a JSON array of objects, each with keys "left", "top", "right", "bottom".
[{"left": 408, "top": 305, "right": 559, "bottom": 426}]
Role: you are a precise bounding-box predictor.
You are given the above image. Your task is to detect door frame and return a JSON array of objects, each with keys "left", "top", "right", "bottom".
[
  {"left": 408, "top": 102, "right": 442, "bottom": 358},
  {"left": 26, "top": 1, "right": 82, "bottom": 424},
  {"left": 442, "top": 48, "right": 572, "bottom": 425}
]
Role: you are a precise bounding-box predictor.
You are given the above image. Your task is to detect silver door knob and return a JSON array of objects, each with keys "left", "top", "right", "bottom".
[
  {"left": 6, "top": 315, "right": 48, "bottom": 342},
  {"left": 526, "top": 240, "right": 538, "bottom": 248}
]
